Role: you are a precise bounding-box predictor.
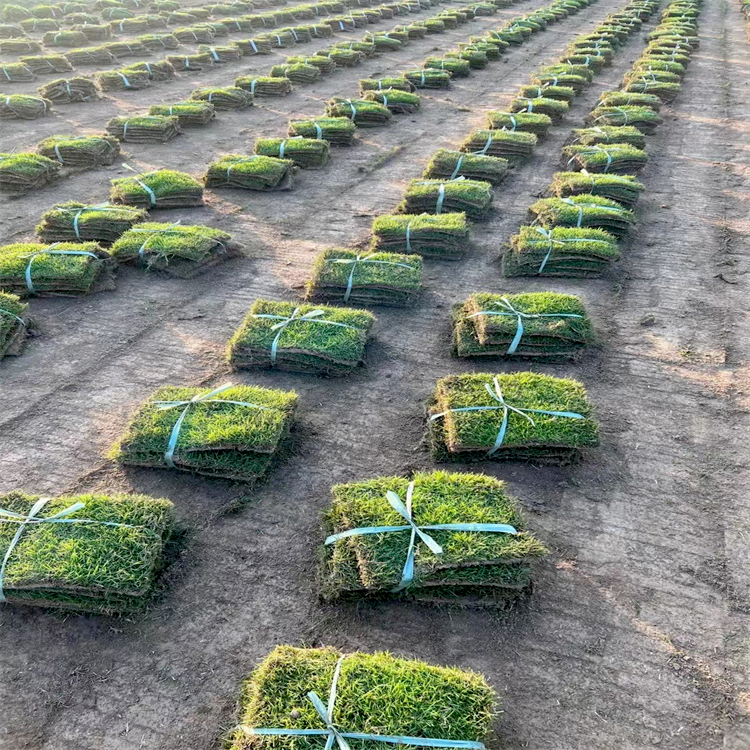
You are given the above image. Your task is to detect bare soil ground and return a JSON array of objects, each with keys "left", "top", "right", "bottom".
[{"left": 2, "top": 0, "right": 750, "bottom": 747}]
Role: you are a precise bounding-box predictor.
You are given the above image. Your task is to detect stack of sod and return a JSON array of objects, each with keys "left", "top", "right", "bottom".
[
  {"left": 165, "top": 53, "right": 214, "bottom": 71},
  {"left": 72, "top": 24, "right": 112, "bottom": 41},
  {"left": 0, "top": 93, "right": 50, "bottom": 119},
  {"left": 0, "top": 38, "right": 41, "bottom": 53},
  {"left": 0, "top": 22, "right": 26, "bottom": 35},
  {"left": 549, "top": 171, "right": 644, "bottom": 206},
  {"left": 126, "top": 60, "right": 176, "bottom": 82},
  {"left": 43, "top": 29, "right": 88, "bottom": 45},
  {"left": 452, "top": 291, "right": 594, "bottom": 359},
  {"left": 427, "top": 371, "right": 599, "bottom": 463},
  {"left": 363, "top": 88, "right": 420, "bottom": 114},
  {"left": 510, "top": 96, "right": 569, "bottom": 124},
  {"left": 320, "top": 471, "right": 548, "bottom": 604},
  {"left": 190, "top": 86, "right": 253, "bottom": 110},
  {"left": 199, "top": 44, "right": 242, "bottom": 63},
  {"left": 460, "top": 129, "right": 536, "bottom": 166},
  {"left": 234, "top": 75, "right": 293, "bottom": 96},
  {"left": 227, "top": 299, "right": 374, "bottom": 376},
  {"left": 0, "top": 152, "right": 60, "bottom": 192},
  {"left": 106, "top": 115, "right": 181, "bottom": 143},
  {"left": 38, "top": 76, "right": 98, "bottom": 103},
  {"left": 533, "top": 70, "right": 589, "bottom": 94},
  {"left": 173, "top": 26, "right": 214, "bottom": 43},
  {"left": 205, "top": 154, "right": 295, "bottom": 191},
  {"left": 0, "top": 62, "right": 35, "bottom": 82},
  {"left": 400, "top": 178, "right": 493, "bottom": 221},
  {"left": 111, "top": 222, "right": 239, "bottom": 277},
  {"left": 306, "top": 247, "right": 422, "bottom": 305},
  {"left": 113, "top": 383, "right": 297, "bottom": 481},
  {"left": 529, "top": 194, "right": 633, "bottom": 237},
  {"left": 404, "top": 69, "right": 451, "bottom": 89},
  {"left": 96, "top": 67, "right": 151, "bottom": 91},
  {"left": 38, "top": 134, "right": 120, "bottom": 167},
  {"left": 0, "top": 491, "right": 175, "bottom": 614},
  {"left": 110, "top": 169, "right": 204, "bottom": 209},
  {"left": 288, "top": 117, "right": 356, "bottom": 145},
  {"left": 0, "top": 241, "right": 112, "bottom": 296},
  {"left": 567, "top": 125, "right": 645, "bottom": 149},
  {"left": 149, "top": 102, "right": 216, "bottom": 127},
  {"left": 561, "top": 143, "right": 648, "bottom": 173},
  {"left": 359, "top": 76, "right": 415, "bottom": 92},
  {"left": 288, "top": 55, "right": 336, "bottom": 75},
  {"left": 20, "top": 54, "right": 73, "bottom": 74},
  {"left": 233, "top": 36, "right": 273, "bottom": 55},
  {"left": 622, "top": 77, "right": 681, "bottom": 102},
  {"left": 485, "top": 111, "right": 551, "bottom": 139},
  {"left": 270, "top": 62, "right": 320, "bottom": 84},
  {"left": 518, "top": 83, "right": 576, "bottom": 104},
  {"left": 587, "top": 104, "right": 662, "bottom": 134},
  {"left": 0, "top": 292, "right": 29, "bottom": 358},
  {"left": 254, "top": 137, "right": 329, "bottom": 169},
  {"left": 502, "top": 225, "right": 620, "bottom": 277},
  {"left": 227, "top": 646, "right": 496, "bottom": 750},
  {"left": 36, "top": 202, "right": 147, "bottom": 243},
  {"left": 137, "top": 33, "right": 179, "bottom": 51},
  {"left": 424, "top": 149, "right": 508, "bottom": 185},
  {"left": 64, "top": 46, "right": 118, "bottom": 66},
  {"left": 326, "top": 97, "right": 391, "bottom": 127},
  {"left": 322, "top": 48, "right": 362, "bottom": 67},
  {"left": 423, "top": 56, "right": 470, "bottom": 77},
  {"left": 371, "top": 212, "right": 469, "bottom": 259}
]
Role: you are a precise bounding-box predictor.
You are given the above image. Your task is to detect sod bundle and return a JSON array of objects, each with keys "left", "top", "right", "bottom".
[
  {"left": 306, "top": 247, "right": 422, "bottom": 305},
  {"left": 326, "top": 97, "right": 391, "bottom": 127},
  {"left": 253, "top": 137, "right": 329, "bottom": 168},
  {"left": 424, "top": 149, "right": 508, "bottom": 185},
  {"left": 288, "top": 54, "right": 336, "bottom": 74},
  {"left": 234, "top": 36, "right": 273, "bottom": 54},
  {"left": 198, "top": 43, "right": 242, "bottom": 63},
  {"left": 1, "top": 21, "right": 27, "bottom": 35},
  {"left": 510, "top": 96, "right": 569, "bottom": 124},
  {"left": 0, "top": 38, "right": 40, "bottom": 53},
  {"left": 460, "top": 129, "right": 536, "bottom": 166},
  {"left": 0, "top": 241, "right": 112, "bottom": 296},
  {"left": 0, "top": 292, "right": 28, "bottom": 358},
  {"left": 623, "top": 77, "right": 681, "bottom": 102},
  {"left": 173, "top": 25, "right": 214, "bottom": 42},
  {"left": 228, "top": 646, "right": 496, "bottom": 750},
  {"left": 288, "top": 117, "right": 356, "bottom": 145},
  {"left": 235, "top": 75, "right": 292, "bottom": 96},
  {"left": 587, "top": 104, "right": 662, "bottom": 134},
  {"left": 269, "top": 62, "right": 320, "bottom": 84},
  {"left": 36, "top": 201, "right": 146, "bottom": 243},
  {"left": 106, "top": 114, "right": 181, "bottom": 143},
  {"left": 428, "top": 371, "right": 599, "bottom": 463},
  {"left": 190, "top": 86, "right": 253, "bottom": 110},
  {"left": 123, "top": 61, "right": 175, "bottom": 82},
  {"left": 113, "top": 383, "right": 297, "bottom": 481},
  {"left": 562, "top": 143, "right": 648, "bottom": 173},
  {"left": 486, "top": 110, "right": 551, "bottom": 137},
  {"left": 205, "top": 154, "right": 295, "bottom": 191},
  {"left": 37, "top": 76, "right": 98, "bottom": 103},
  {"left": 422, "top": 57, "right": 470, "bottom": 77},
  {"left": 0, "top": 152, "right": 60, "bottom": 192},
  {"left": 71, "top": 23, "right": 112, "bottom": 41},
  {"left": 502, "top": 224, "right": 620, "bottom": 277},
  {"left": 0, "top": 93, "right": 50, "bottom": 119},
  {"left": 228, "top": 299, "right": 374, "bottom": 376},
  {"left": 359, "top": 76, "right": 415, "bottom": 92},
  {"left": 19, "top": 54, "right": 73, "bottom": 74},
  {"left": 518, "top": 83, "right": 575, "bottom": 104},
  {"left": 529, "top": 194, "right": 633, "bottom": 237},
  {"left": 549, "top": 171, "right": 644, "bottom": 206},
  {"left": 322, "top": 48, "right": 362, "bottom": 67},
  {"left": 96, "top": 67, "right": 151, "bottom": 91},
  {"left": 64, "top": 46, "right": 118, "bottom": 66},
  {"left": 404, "top": 68, "right": 450, "bottom": 89},
  {"left": 0, "top": 62, "right": 35, "bottom": 82},
  {"left": 43, "top": 29, "right": 88, "bottom": 45},
  {"left": 38, "top": 134, "right": 120, "bottom": 167},
  {"left": 452, "top": 291, "right": 594, "bottom": 359},
  {"left": 165, "top": 53, "right": 214, "bottom": 71},
  {"left": 371, "top": 212, "right": 468, "bottom": 259},
  {"left": 0, "top": 491, "right": 174, "bottom": 614},
  {"left": 149, "top": 101, "right": 215, "bottom": 127},
  {"left": 136, "top": 32, "right": 179, "bottom": 50},
  {"left": 363, "top": 88, "right": 419, "bottom": 114},
  {"left": 111, "top": 222, "right": 239, "bottom": 276},
  {"left": 533, "top": 71, "right": 588, "bottom": 94},
  {"left": 111, "top": 169, "right": 203, "bottom": 209},
  {"left": 568, "top": 125, "right": 645, "bottom": 149},
  {"left": 102, "top": 40, "right": 148, "bottom": 57},
  {"left": 400, "top": 179, "right": 493, "bottom": 221}
]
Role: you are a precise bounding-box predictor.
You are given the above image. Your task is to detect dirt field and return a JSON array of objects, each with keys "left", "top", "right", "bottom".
[{"left": 2, "top": 0, "right": 750, "bottom": 747}]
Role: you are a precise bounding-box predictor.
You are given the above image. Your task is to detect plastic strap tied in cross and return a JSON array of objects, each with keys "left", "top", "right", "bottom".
[
  {"left": 24, "top": 244, "right": 100, "bottom": 295},
  {"left": 327, "top": 253, "right": 415, "bottom": 302},
  {"left": 560, "top": 196, "right": 627, "bottom": 227}
]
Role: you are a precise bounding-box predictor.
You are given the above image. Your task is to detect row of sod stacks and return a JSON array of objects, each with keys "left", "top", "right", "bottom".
[
  {"left": 0, "top": 292, "right": 29, "bottom": 358},
  {"left": 0, "top": 491, "right": 175, "bottom": 614},
  {"left": 205, "top": 154, "right": 295, "bottom": 190},
  {"left": 321, "top": 471, "right": 548, "bottom": 605},
  {"left": 112, "top": 383, "right": 297, "bottom": 481},
  {"left": 0, "top": 152, "right": 60, "bottom": 192},
  {"left": 110, "top": 169, "right": 204, "bottom": 208}
]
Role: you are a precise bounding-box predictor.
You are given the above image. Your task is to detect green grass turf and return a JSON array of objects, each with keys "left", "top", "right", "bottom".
[
  {"left": 404, "top": 68, "right": 451, "bottom": 88},
  {"left": 110, "top": 169, "right": 203, "bottom": 207},
  {"left": 205, "top": 154, "right": 294, "bottom": 190},
  {"left": 562, "top": 142, "right": 648, "bottom": 172},
  {"left": 518, "top": 83, "right": 576, "bottom": 103},
  {"left": 588, "top": 104, "right": 663, "bottom": 129},
  {"left": 36, "top": 201, "right": 146, "bottom": 243},
  {"left": 485, "top": 110, "right": 552, "bottom": 136},
  {"left": 370, "top": 212, "right": 469, "bottom": 259},
  {"left": 325, "top": 97, "right": 391, "bottom": 126},
  {"left": 189, "top": 86, "right": 253, "bottom": 109},
  {"left": 423, "top": 57, "right": 470, "bottom": 76},
  {"left": 568, "top": 125, "right": 646, "bottom": 148},
  {"left": 228, "top": 646, "right": 496, "bottom": 750},
  {"left": 510, "top": 96, "right": 569, "bottom": 122},
  {"left": 0, "top": 93, "right": 49, "bottom": 119},
  {"left": 148, "top": 101, "right": 215, "bottom": 125},
  {"left": 0, "top": 151, "right": 58, "bottom": 180},
  {"left": 288, "top": 117, "right": 355, "bottom": 145},
  {"left": 549, "top": 171, "right": 644, "bottom": 206},
  {"left": 363, "top": 88, "right": 420, "bottom": 113},
  {"left": 529, "top": 194, "right": 634, "bottom": 234},
  {"left": 424, "top": 149, "right": 508, "bottom": 185},
  {"left": 0, "top": 291, "right": 27, "bottom": 356},
  {"left": 254, "top": 137, "right": 329, "bottom": 168},
  {"left": 400, "top": 179, "right": 493, "bottom": 221},
  {"left": 359, "top": 76, "right": 415, "bottom": 92}
]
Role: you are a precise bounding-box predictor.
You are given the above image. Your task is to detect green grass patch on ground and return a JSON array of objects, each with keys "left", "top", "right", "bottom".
[
  {"left": 0, "top": 151, "right": 59, "bottom": 192},
  {"left": 288, "top": 116, "right": 356, "bottom": 145},
  {"left": 37, "top": 134, "right": 120, "bottom": 168},
  {"left": 0, "top": 62, "right": 35, "bottom": 82},
  {"left": 165, "top": 52, "right": 213, "bottom": 70},
  {"left": 622, "top": 77, "right": 681, "bottom": 102},
  {"left": 228, "top": 299, "right": 374, "bottom": 376},
  {"left": 306, "top": 247, "right": 422, "bottom": 306},
  {"left": 205, "top": 154, "right": 295, "bottom": 191},
  {"left": 399, "top": 178, "right": 493, "bottom": 221},
  {"left": 424, "top": 149, "right": 508, "bottom": 185},
  {"left": 36, "top": 201, "right": 146, "bottom": 243},
  {"left": 0, "top": 291, "right": 28, "bottom": 358},
  {"left": 227, "top": 646, "right": 496, "bottom": 750},
  {"left": 561, "top": 142, "right": 648, "bottom": 173},
  {"left": 113, "top": 383, "right": 297, "bottom": 481},
  {"left": 254, "top": 137, "right": 329, "bottom": 169},
  {"left": 63, "top": 46, "right": 118, "bottom": 67},
  {"left": 549, "top": 171, "right": 644, "bottom": 206},
  {"left": 110, "top": 169, "right": 204, "bottom": 209},
  {"left": 485, "top": 110, "right": 552, "bottom": 137},
  {"left": 529, "top": 194, "right": 633, "bottom": 237},
  {"left": 125, "top": 60, "right": 176, "bottom": 82},
  {"left": 428, "top": 371, "right": 599, "bottom": 463},
  {"left": 371, "top": 212, "right": 469, "bottom": 259}
]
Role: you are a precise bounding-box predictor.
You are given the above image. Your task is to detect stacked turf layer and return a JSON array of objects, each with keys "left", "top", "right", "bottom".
[
  {"left": 587, "top": 104, "right": 662, "bottom": 133},
  {"left": 359, "top": 76, "right": 415, "bottom": 92},
  {"left": 96, "top": 67, "right": 150, "bottom": 90},
  {"left": 529, "top": 194, "right": 634, "bottom": 237},
  {"left": 106, "top": 115, "right": 181, "bottom": 143},
  {"left": 428, "top": 371, "right": 599, "bottom": 463},
  {"left": 371, "top": 212, "right": 468, "bottom": 259},
  {"left": 288, "top": 117, "right": 355, "bottom": 145},
  {"left": 424, "top": 149, "right": 508, "bottom": 185},
  {"left": 36, "top": 202, "right": 147, "bottom": 243},
  {"left": 503, "top": 225, "right": 620, "bottom": 277},
  {"left": 228, "top": 299, "right": 374, "bottom": 376},
  {"left": 306, "top": 247, "right": 422, "bottom": 305},
  {"left": 227, "top": 646, "right": 496, "bottom": 750},
  {"left": 0, "top": 491, "right": 174, "bottom": 614},
  {"left": 205, "top": 154, "right": 295, "bottom": 191},
  {"left": 549, "top": 171, "right": 644, "bottom": 206},
  {"left": 114, "top": 381, "right": 297, "bottom": 479},
  {"left": 37, "top": 135, "right": 120, "bottom": 168},
  {"left": 0, "top": 292, "right": 28, "bottom": 358},
  {"left": 254, "top": 137, "right": 329, "bottom": 169},
  {"left": 400, "top": 179, "right": 493, "bottom": 221},
  {"left": 326, "top": 97, "right": 391, "bottom": 126},
  {"left": 110, "top": 170, "right": 204, "bottom": 209},
  {"left": 453, "top": 291, "right": 594, "bottom": 359},
  {"left": 0, "top": 62, "right": 35, "bottom": 82},
  {"left": 404, "top": 68, "right": 451, "bottom": 88},
  {"left": 321, "top": 470, "right": 548, "bottom": 604},
  {"left": 148, "top": 102, "right": 215, "bottom": 127},
  {"left": 568, "top": 125, "right": 645, "bottom": 149},
  {"left": 461, "top": 129, "right": 537, "bottom": 165},
  {"left": 235, "top": 75, "right": 293, "bottom": 96},
  {"left": 0, "top": 241, "right": 111, "bottom": 296},
  {"left": 127, "top": 61, "right": 176, "bottom": 82},
  {"left": 510, "top": 96, "right": 569, "bottom": 123},
  {"left": 190, "top": 86, "right": 253, "bottom": 110},
  {"left": 561, "top": 143, "right": 648, "bottom": 173},
  {"left": 20, "top": 55, "right": 74, "bottom": 74},
  {"left": 110, "top": 222, "right": 238, "bottom": 277},
  {"left": 364, "top": 88, "right": 420, "bottom": 114},
  {"left": 0, "top": 94, "right": 50, "bottom": 119},
  {"left": 38, "top": 76, "right": 98, "bottom": 103},
  {"left": 598, "top": 90, "right": 662, "bottom": 109},
  {"left": 0, "top": 152, "right": 59, "bottom": 192},
  {"left": 486, "top": 110, "right": 552, "bottom": 137}
]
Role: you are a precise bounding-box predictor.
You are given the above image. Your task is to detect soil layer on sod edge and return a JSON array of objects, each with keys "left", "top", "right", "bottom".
[{"left": 4, "top": 0, "right": 750, "bottom": 749}]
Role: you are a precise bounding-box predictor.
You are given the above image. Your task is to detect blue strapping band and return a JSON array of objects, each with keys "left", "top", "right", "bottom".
[
  {"left": 327, "top": 253, "right": 415, "bottom": 302},
  {"left": 24, "top": 245, "right": 100, "bottom": 295}
]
